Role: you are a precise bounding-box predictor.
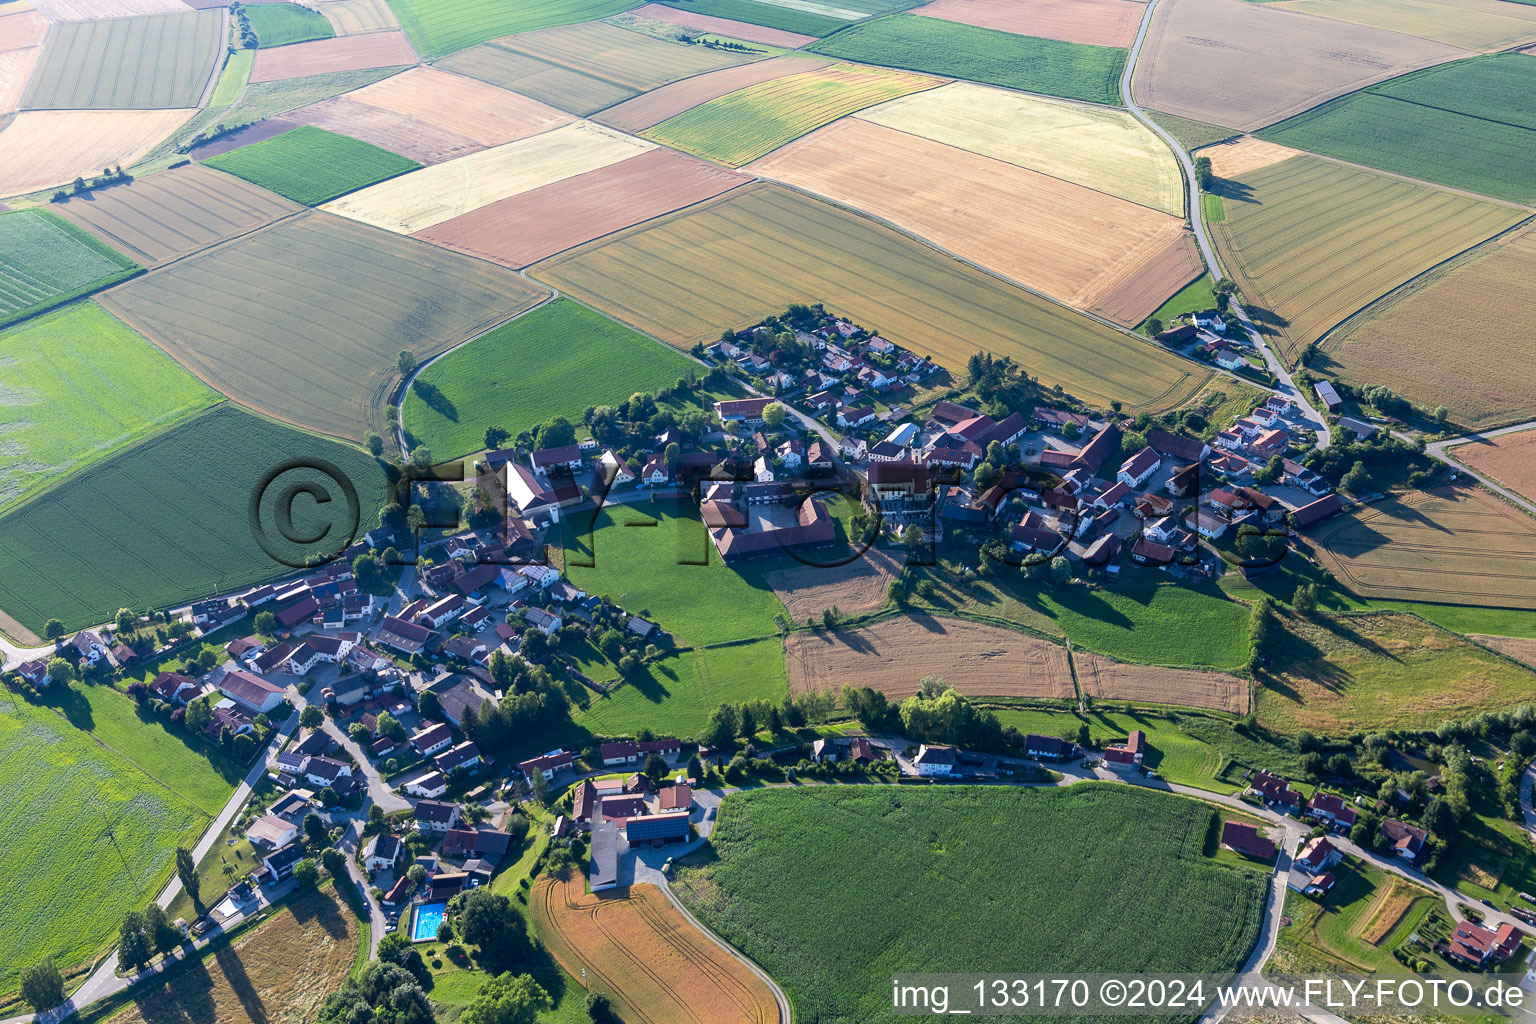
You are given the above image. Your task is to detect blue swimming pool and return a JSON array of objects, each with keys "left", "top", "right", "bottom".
[{"left": 411, "top": 901, "right": 447, "bottom": 942}]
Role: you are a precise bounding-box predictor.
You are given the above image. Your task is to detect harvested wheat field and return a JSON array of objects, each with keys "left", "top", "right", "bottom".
[
  {"left": 1310, "top": 486, "right": 1536, "bottom": 610},
  {"left": 113, "top": 888, "right": 360, "bottom": 1024},
  {"left": 858, "top": 82, "right": 1182, "bottom": 214},
  {"left": 313, "top": 0, "right": 399, "bottom": 35},
  {"left": 1199, "top": 137, "right": 1304, "bottom": 180},
  {"left": 1073, "top": 651, "right": 1248, "bottom": 714},
  {"left": 1356, "top": 877, "right": 1427, "bottom": 945},
  {"left": 0, "top": 108, "right": 195, "bottom": 196},
  {"left": 415, "top": 146, "right": 748, "bottom": 268},
  {"left": 914, "top": 0, "right": 1145, "bottom": 48},
  {"left": 249, "top": 30, "right": 416, "bottom": 82},
  {"left": 434, "top": 40, "right": 635, "bottom": 116},
  {"left": 533, "top": 876, "right": 777, "bottom": 1024},
  {"left": 0, "top": 45, "right": 38, "bottom": 113},
  {"left": 29, "top": 0, "right": 189, "bottom": 17},
  {"left": 1209, "top": 154, "right": 1523, "bottom": 362},
  {"left": 786, "top": 614, "right": 1075, "bottom": 700},
  {"left": 627, "top": 2, "right": 817, "bottom": 46},
  {"left": 1469, "top": 635, "right": 1536, "bottom": 670},
  {"left": 765, "top": 545, "right": 904, "bottom": 622},
  {"left": 323, "top": 120, "right": 654, "bottom": 234},
  {"left": 1453, "top": 429, "right": 1536, "bottom": 501},
  {"left": 1271, "top": 0, "right": 1536, "bottom": 52},
  {"left": 55, "top": 163, "right": 299, "bottom": 266},
  {"left": 0, "top": 10, "right": 46, "bottom": 51},
  {"left": 596, "top": 55, "right": 833, "bottom": 132},
  {"left": 495, "top": 19, "right": 761, "bottom": 92},
  {"left": 749, "top": 119, "right": 1198, "bottom": 323},
  {"left": 1133, "top": 0, "right": 1465, "bottom": 131},
  {"left": 291, "top": 95, "right": 483, "bottom": 164},
  {"left": 532, "top": 183, "right": 1211, "bottom": 413},
  {"left": 1086, "top": 229, "right": 1203, "bottom": 326},
  {"left": 316, "top": 65, "right": 571, "bottom": 145},
  {"left": 1320, "top": 225, "right": 1536, "bottom": 431},
  {"left": 22, "top": 8, "right": 224, "bottom": 110}
]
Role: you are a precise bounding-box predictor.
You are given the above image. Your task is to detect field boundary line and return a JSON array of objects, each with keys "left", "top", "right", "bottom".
[
  {"left": 654, "top": 874, "right": 793, "bottom": 1024},
  {"left": 192, "top": 8, "right": 230, "bottom": 109}
]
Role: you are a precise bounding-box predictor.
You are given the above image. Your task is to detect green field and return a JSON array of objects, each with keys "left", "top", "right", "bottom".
[
  {"left": 208, "top": 48, "right": 255, "bottom": 107},
  {"left": 0, "top": 210, "right": 140, "bottom": 329},
  {"left": 574, "top": 638, "right": 788, "bottom": 737},
  {"left": 808, "top": 14, "right": 1127, "bottom": 105},
  {"left": 657, "top": 0, "right": 855, "bottom": 35},
  {"left": 0, "top": 698, "right": 206, "bottom": 996},
  {"left": 20, "top": 8, "right": 224, "bottom": 109},
  {"left": 246, "top": 2, "right": 335, "bottom": 47},
  {"left": 676, "top": 785, "right": 1265, "bottom": 1022},
  {"left": 0, "top": 302, "right": 220, "bottom": 511},
  {"left": 562, "top": 502, "right": 787, "bottom": 647},
  {"left": 402, "top": 298, "right": 696, "bottom": 460},
  {"left": 1146, "top": 109, "right": 1239, "bottom": 151},
  {"left": 1141, "top": 272, "right": 1218, "bottom": 332},
  {"left": 387, "top": 0, "right": 641, "bottom": 59},
  {"left": 203, "top": 126, "right": 420, "bottom": 205},
  {"left": 0, "top": 403, "right": 389, "bottom": 634},
  {"left": 1256, "top": 54, "right": 1536, "bottom": 204},
  {"left": 1277, "top": 860, "right": 1437, "bottom": 974}
]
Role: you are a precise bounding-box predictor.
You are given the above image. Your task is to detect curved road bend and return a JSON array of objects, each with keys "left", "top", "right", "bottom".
[
  {"left": 1423, "top": 421, "right": 1536, "bottom": 517},
  {"left": 1121, "top": 0, "right": 1330, "bottom": 449}
]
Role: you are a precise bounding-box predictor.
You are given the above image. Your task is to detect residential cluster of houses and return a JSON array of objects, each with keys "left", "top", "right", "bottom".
[{"left": 1246, "top": 769, "right": 1430, "bottom": 866}]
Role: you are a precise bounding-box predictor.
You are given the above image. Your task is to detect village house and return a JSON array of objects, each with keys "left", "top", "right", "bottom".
[
  {"left": 626, "top": 811, "right": 690, "bottom": 846},
  {"left": 1379, "top": 818, "right": 1428, "bottom": 862},
  {"left": 1306, "top": 792, "right": 1359, "bottom": 829},
  {"left": 1117, "top": 448, "right": 1162, "bottom": 488},
  {"left": 413, "top": 799, "right": 460, "bottom": 833},
  {"left": 525, "top": 607, "right": 562, "bottom": 635},
  {"left": 1220, "top": 821, "right": 1276, "bottom": 859},
  {"left": 1288, "top": 836, "right": 1342, "bottom": 895},
  {"left": 403, "top": 771, "right": 448, "bottom": 799},
  {"left": 518, "top": 748, "right": 573, "bottom": 783},
  {"left": 914, "top": 744, "right": 958, "bottom": 776},
  {"left": 363, "top": 834, "right": 405, "bottom": 874},
  {"left": 531, "top": 444, "right": 583, "bottom": 476},
  {"left": 715, "top": 397, "right": 774, "bottom": 426},
  {"left": 219, "top": 670, "right": 285, "bottom": 715},
  {"left": 410, "top": 722, "right": 454, "bottom": 758},
  {"left": 434, "top": 740, "right": 481, "bottom": 775},
  {"left": 1445, "top": 920, "right": 1524, "bottom": 967},
  {"left": 246, "top": 814, "right": 299, "bottom": 850},
  {"left": 1248, "top": 770, "right": 1303, "bottom": 811}
]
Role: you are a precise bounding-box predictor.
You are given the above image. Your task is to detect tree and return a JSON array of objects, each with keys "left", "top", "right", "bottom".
[
  {"left": 303, "top": 811, "right": 328, "bottom": 847},
  {"left": 406, "top": 504, "right": 426, "bottom": 534},
  {"left": 43, "top": 618, "right": 65, "bottom": 640},
  {"left": 318, "top": 962, "right": 433, "bottom": 1024},
  {"left": 482, "top": 425, "right": 512, "bottom": 451},
  {"left": 115, "top": 607, "right": 136, "bottom": 633},
  {"left": 687, "top": 753, "right": 704, "bottom": 781},
  {"left": 409, "top": 445, "right": 433, "bottom": 469},
  {"left": 352, "top": 552, "right": 394, "bottom": 596},
  {"left": 1299, "top": 751, "right": 1326, "bottom": 779},
  {"left": 455, "top": 888, "right": 527, "bottom": 964},
  {"left": 1061, "top": 420, "right": 1081, "bottom": 440},
  {"left": 1212, "top": 278, "right": 1237, "bottom": 312},
  {"left": 184, "top": 694, "right": 213, "bottom": 735},
  {"left": 1194, "top": 155, "right": 1213, "bottom": 190},
  {"left": 1049, "top": 556, "right": 1071, "bottom": 586},
  {"left": 644, "top": 752, "right": 669, "bottom": 784},
  {"left": 664, "top": 441, "right": 681, "bottom": 476},
  {"left": 419, "top": 690, "right": 442, "bottom": 720},
  {"left": 586, "top": 991, "right": 621, "bottom": 1024},
  {"left": 364, "top": 431, "right": 385, "bottom": 456},
  {"left": 1255, "top": 455, "right": 1284, "bottom": 485},
  {"left": 699, "top": 703, "right": 738, "bottom": 749},
  {"left": 762, "top": 402, "right": 787, "bottom": 428},
  {"left": 144, "top": 903, "right": 180, "bottom": 953},
  {"left": 300, "top": 705, "right": 324, "bottom": 729},
  {"left": 1340, "top": 460, "right": 1372, "bottom": 494},
  {"left": 901, "top": 523, "right": 923, "bottom": 550},
  {"left": 176, "top": 846, "right": 201, "bottom": 908},
  {"left": 397, "top": 349, "right": 417, "bottom": 376},
  {"left": 738, "top": 704, "right": 756, "bottom": 739},
  {"left": 293, "top": 858, "right": 319, "bottom": 887},
  {"left": 461, "top": 973, "right": 551, "bottom": 1024},
  {"left": 377, "top": 931, "right": 430, "bottom": 985},
  {"left": 1326, "top": 752, "right": 1352, "bottom": 777},
  {"left": 253, "top": 610, "right": 277, "bottom": 637},
  {"left": 1292, "top": 582, "right": 1318, "bottom": 617},
  {"left": 1421, "top": 795, "right": 1460, "bottom": 838},
  {"left": 19, "top": 957, "right": 65, "bottom": 1012},
  {"left": 118, "top": 910, "right": 152, "bottom": 972},
  {"left": 46, "top": 657, "right": 74, "bottom": 687},
  {"left": 321, "top": 846, "right": 346, "bottom": 879},
  {"left": 1145, "top": 316, "right": 1164, "bottom": 337}
]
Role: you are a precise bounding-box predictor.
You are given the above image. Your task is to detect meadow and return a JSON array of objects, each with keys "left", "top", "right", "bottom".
[
  {"left": 562, "top": 501, "right": 788, "bottom": 648},
  {"left": 403, "top": 298, "right": 696, "bottom": 459},
  {"left": 0, "top": 209, "right": 140, "bottom": 327},
  {"left": 204, "top": 125, "right": 421, "bottom": 205},
  {"left": 676, "top": 785, "right": 1265, "bottom": 1022},
  {"left": 208, "top": 47, "right": 254, "bottom": 107},
  {"left": 0, "top": 303, "right": 220, "bottom": 511},
  {"left": 0, "top": 404, "right": 389, "bottom": 634},
  {"left": 1146, "top": 109, "right": 1240, "bottom": 151},
  {"left": 386, "top": 0, "right": 641, "bottom": 59},
  {"left": 809, "top": 14, "right": 1127, "bottom": 105},
  {"left": 641, "top": 62, "right": 939, "bottom": 166},
  {"left": 622, "top": 2, "right": 818, "bottom": 46},
  {"left": 247, "top": 2, "right": 335, "bottom": 47},
  {"left": 657, "top": 0, "right": 850, "bottom": 36},
  {"left": 1257, "top": 55, "right": 1536, "bottom": 204},
  {"left": 1257, "top": 610, "right": 1536, "bottom": 734},
  {"left": 0, "top": 699, "right": 205, "bottom": 996},
  {"left": 1142, "top": 273, "right": 1217, "bottom": 331},
  {"left": 98, "top": 211, "right": 545, "bottom": 441},
  {"left": 1208, "top": 154, "right": 1522, "bottom": 362},
  {"left": 21, "top": 8, "right": 223, "bottom": 109},
  {"left": 1318, "top": 223, "right": 1536, "bottom": 430},
  {"left": 532, "top": 183, "right": 1211, "bottom": 414}
]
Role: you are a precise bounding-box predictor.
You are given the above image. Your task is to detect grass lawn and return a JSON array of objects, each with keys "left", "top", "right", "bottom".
[
  {"left": 161, "top": 812, "right": 261, "bottom": 925},
  {"left": 246, "top": 2, "right": 335, "bottom": 47},
  {"left": 574, "top": 637, "right": 788, "bottom": 739},
  {"left": 0, "top": 209, "right": 140, "bottom": 329},
  {"left": 561, "top": 501, "right": 788, "bottom": 647},
  {"left": 208, "top": 48, "right": 255, "bottom": 107},
  {"left": 1202, "top": 192, "right": 1225, "bottom": 223},
  {"left": 0, "top": 696, "right": 206, "bottom": 997},
  {"left": 1141, "top": 272, "right": 1217, "bottom": 332},
  {"left": 203, "top": 126, "right": 421, "bottom": 206},
  {"left": 809, "top": 14, "right": 1127, "bottom": 106},
  {"left": 1276, "top": 859, "right": 1436, "bottom": 973},
  {"left": 675, "top": 784, "right": 1265, "bottom": 1022},
  {"left": 387, "top": 0, "right": 639, "bottom": 60},
  {"left": 0, "top": 302, "right": 221, "bottom": 512},
  {"left": 402, "top": 298, "right": 697, "bottom": 460},
  {"left": 1433, "top": 780, "right": 1536, "bottom": 912}
]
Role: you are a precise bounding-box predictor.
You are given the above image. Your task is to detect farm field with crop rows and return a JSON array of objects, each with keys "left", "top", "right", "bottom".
[
  {"left": 809, "top": 14, "right": 1127, "bottom": 105},
  {"left": 1452, "top": 429, "right": 1536, "bottom": 503},
  {"left": 676, "top": 785, "right": 1266, "bottom": 1023},
  {"left": 434, "top": 38, "right": 640, "bottom": 115},
  {"left": 498, "top": 19, "right": 762, "bottom": 91},
  {"left": 387, "top": 0, "right": 640, "bottom": 59},
  {"left": 1073, "top": 651, "right": 1249, "bottom": 714},
  {"left": 656, "top": 0, "right": 859, "bottom": 36},
  {"left": 1207, "top": 153, "right": 1523, "bottom": 362},
  {"left": 0, "top": 404, "right": 390, "bottom": 634},
  {"left": 0, "top": 108, "right": 197, "bottom": 196},
  {"left": 98, "top": 211, "right": 545, "bottom": 440},
  {"left": 595, "top": 54, "right": 832, "bottom": 132},
  {"left": 203, "top": 125, "right": 421, "bottom": 205},
  {"left": 247, "top": 2, "right": 335, "bottom": 48},
  {"left": 248, "top": 31, "right": 416, "bottom": 83},
  {"left": 0, "top": 302, "right": 220, "bottom": 511},
  {"left": 22, "top": 8, "right": 223, "bottom": 109},
  {"left": 533, "top": 183, "right": 1211, "bottom": 413},
  {"left": 0, "top": 208, "right": 139, "bottom": 327},
  {"left": 402, "top": 298, "right": 696, "bottom": 459},
  {"left": 1268, "top": 0, "right": 1536, "bottom": 51},
  {"left": 913, "top": 0, "right": 1144, "bottom": 48},
  {"left": 625, "top": 2, "right": 817, "bottom": 45}
]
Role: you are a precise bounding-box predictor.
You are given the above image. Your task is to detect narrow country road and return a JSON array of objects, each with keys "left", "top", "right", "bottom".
[
  {"left": 1424, "top": 421, "right": 1536, "bottom": 517},
  {"left": 1120, "top": 0, "right": 1330, "bottom": 450}
]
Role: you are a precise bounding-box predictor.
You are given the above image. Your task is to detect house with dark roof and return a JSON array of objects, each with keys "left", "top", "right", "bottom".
[
  {"left": 1306, "top": 792, "right": 1359, "bottom": 829},
  {"left": 1379, "top": 818, "right": 1428, "bottom": 862},
  {"left": 377, "top": 615, "right": 434, "bottom": 655},
  {"left": 914, "top": 744, "right": 957, "bottom": 776},
  {"left": 1247, "top": 770, "right": 1302, "bottom": 811},
  {"left": 413, "top": 799, "right": 460, "bottom": 833},
  {"left": 626, "top": 811, "right": 690, "bottom": 845},
  {"left": 219, "top": 670, "right": 285, "bottom": 714},
  {"left": 1220, "top": 821, "right": 1276, "bottom": 860}
]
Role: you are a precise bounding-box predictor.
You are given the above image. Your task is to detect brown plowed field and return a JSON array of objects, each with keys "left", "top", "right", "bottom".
[
  {"left": 595, "top": 56, "right": 833, "bottom": 133},
  {"left": 748, "top": 118, "right": 1195, "bottom": 320},
  {"left": 1086, "top": 228, "right": 1203, "bottom": 326},
  {"left": 1134, "top": 0, "right": 1466, "bottom": 131},
  {"left": 785, "top": 614, "right": 1075, "bottom": 700},
  {"left": 0, "top": 45, "right": 37, "bottom": 114},
  {"left": 0, "top": 108, "right": 196, "bottom": 196},
  {"left": 415, "top": 146, "right": 748, "bottom": 269},
  {"left": 293, "top": 95, "right": 484, "bottom": 164},
  {"left": 914, "top": 0, "right": 1145, "bottom": 48},
  {"left": 0, "top": 10, "right": 46, "bottom": 51},
  {"left": 1073, "top": 651, "right": 1249, "bottom": 714},
  {"left": 322, "top": 65, "right": 572, "bottom": 145},
  {"left": 249, "top": 31, "right": 416, "bottom": 83},
  {"left": 56, "top": 163, "right": 300, "bottom": 266},
  {"left": 1310, "top": 485, "right": 1536, "bottom": 609},
  {"left": 532, "top": 875, "right": 778, "bottom": 1024},
  {"left": 1469, "top": 635, "right": 1536, "bottom": 669},
  {"left": 764, "top": 545, "right": 905, "bottom": 622},
  {"left": 629, "top": 2, "right": 816, "bottom": 46},
  {"left": 1453, "top": 429, "right": 1536, "bottom": 502},
  {"left": 1199, "top": 137, "right": 1305, "bottom": 180}
]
